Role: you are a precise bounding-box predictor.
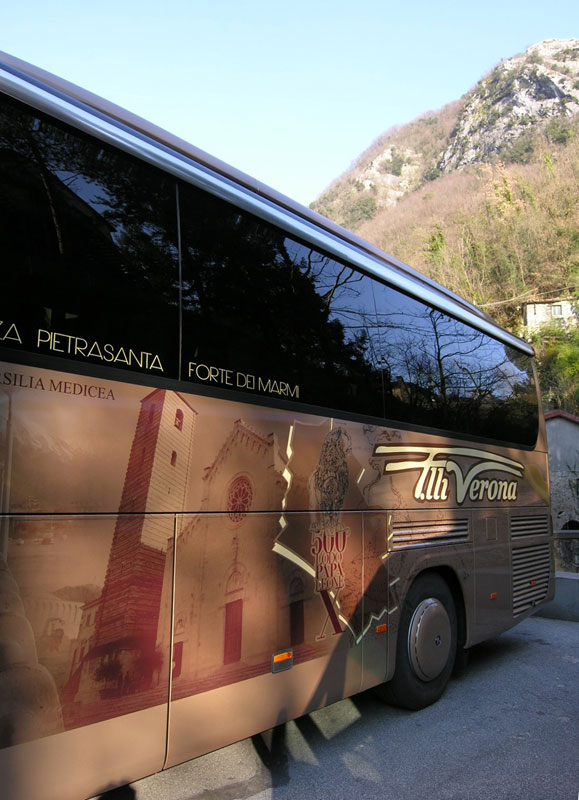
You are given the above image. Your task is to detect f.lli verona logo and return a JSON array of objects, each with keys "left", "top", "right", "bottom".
[{"left": 373, "top": 445, "right": 525, "bottom": 504}]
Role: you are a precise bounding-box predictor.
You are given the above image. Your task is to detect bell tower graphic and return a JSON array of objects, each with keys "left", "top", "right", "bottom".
[{"left": 79, "top": 389, "right": 196, "bottom": 699}]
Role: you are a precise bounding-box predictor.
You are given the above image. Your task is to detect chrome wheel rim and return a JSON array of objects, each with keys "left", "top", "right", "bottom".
[{"left": 408, "top": 598, "right": 451, "bottom": 681}]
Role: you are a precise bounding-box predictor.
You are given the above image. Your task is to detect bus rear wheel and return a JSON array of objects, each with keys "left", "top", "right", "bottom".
[{"left": 378, "top": 573, "right": 457, "bottom": 710}]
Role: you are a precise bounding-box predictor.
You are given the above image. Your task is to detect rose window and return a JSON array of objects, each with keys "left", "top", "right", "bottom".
[{"left": 227, "top": 476, "right": 253, "bottom": 523}]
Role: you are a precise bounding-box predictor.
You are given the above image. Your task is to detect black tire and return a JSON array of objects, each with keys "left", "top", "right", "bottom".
[{"left": 377, "top": 573, "right": 457, "bottom": 710}]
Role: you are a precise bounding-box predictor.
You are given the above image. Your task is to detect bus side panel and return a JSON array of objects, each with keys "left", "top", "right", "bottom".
[
  {"left": 472, "top": 510, "right": 512, "bottom": 638},
  {"left": 1, "top": 514, "right": 170, "bottom": 800},
  {"left": 165, "top": 510, "right": 365, "bottom": 769},
  {"left": 358, "top": 511, "right": 390, "bottom": 692},
  {"left": 0, "top": 705, "right": 167, "bottom": 800},
  {"left": 0, "top": 368, "right": 176, "bottom": 798}
]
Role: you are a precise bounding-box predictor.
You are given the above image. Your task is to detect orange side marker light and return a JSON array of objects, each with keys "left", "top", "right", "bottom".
[
  {"left": 272, "top": 649, "right": 293, "bottom": 673},
  {"left": 490, "top": 592, "right": 498, "bottom": 600},
  {"left": 376, "top": 623, "right": 388, "bottom": 634},
  {"left": 273, "top": 651, "right": 292, "bottom": 664}
]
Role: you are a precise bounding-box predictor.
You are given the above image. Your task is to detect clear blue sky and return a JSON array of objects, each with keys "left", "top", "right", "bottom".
[{"left": 3, "top": 1, "right": 578, "bottom": 205}]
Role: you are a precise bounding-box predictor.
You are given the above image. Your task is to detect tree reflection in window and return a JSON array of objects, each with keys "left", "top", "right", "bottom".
[
  {"left": 371, "top": 284, "right": 537, "bottom": 443},
  {"left": 0, "top": 93, "right": 179, "bottom": 376},
  {"left": 178, "top": 174, "right": 537, "bottom": 445}
]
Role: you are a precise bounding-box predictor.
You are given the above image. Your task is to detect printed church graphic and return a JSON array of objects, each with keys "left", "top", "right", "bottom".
[
  {"left": 56, "top": 387, "right": 380, "bottom": 727},
  {"left": 5, "top": 373, "right": 390, "bottom": 740},
  {"left": 157, "top": 418, "right": 301, "bottom": 697}
]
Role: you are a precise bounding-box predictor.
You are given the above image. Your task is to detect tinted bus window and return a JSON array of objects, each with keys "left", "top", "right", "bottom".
[
  {"left": 371, "top": 282, "right": 538, "bottom": 445},
  {"left": 179, "top": 181, "right": 383, "bottom": 416},
  {"left": 0, "top": 90, "right": 536, "bottom": 443},
  {"left": 179, "top": 180, "right": 537, "bottom": 445},
  {"left": 0, "top": 95, "right": 179, "bottom": 378}
]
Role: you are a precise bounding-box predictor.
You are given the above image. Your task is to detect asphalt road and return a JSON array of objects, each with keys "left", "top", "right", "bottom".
[{"left": 101, "top": 615, "right": 579, "bottom": 800}]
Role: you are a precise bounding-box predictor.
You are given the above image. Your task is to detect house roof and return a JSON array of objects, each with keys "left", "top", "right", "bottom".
[
  {"left": 522, "top": 298, "right": 572, "bottom": 305},
  {"left": 544, "top": 410, "right": 579, "bottom": 425}
]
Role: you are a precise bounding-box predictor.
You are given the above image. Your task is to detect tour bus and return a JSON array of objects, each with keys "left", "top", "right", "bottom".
[{"left": 0, "top": 53, "right": 554, "bottom": 800}]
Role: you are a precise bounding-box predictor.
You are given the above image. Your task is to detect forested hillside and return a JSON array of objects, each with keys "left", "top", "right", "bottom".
[
  {"left": 358, "top": 118, "right": 579, "bottom": 328},
  {"left": 311, "top": 39, "right": 579, "bottom": 412}
]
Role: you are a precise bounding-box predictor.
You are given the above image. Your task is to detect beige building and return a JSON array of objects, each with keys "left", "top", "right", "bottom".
[{"left": 522, "top": 299, "right": 577, "bottom": 335}]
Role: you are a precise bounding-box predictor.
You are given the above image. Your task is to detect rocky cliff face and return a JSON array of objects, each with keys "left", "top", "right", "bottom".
[
  {"left": 311, "top": 39, "right": 579, "bottom": 231},
  {"left": 439, "top": 39, "right": 579, "bottom": 172}
]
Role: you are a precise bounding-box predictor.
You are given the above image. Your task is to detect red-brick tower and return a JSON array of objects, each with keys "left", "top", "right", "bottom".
[{"left": 87, "top": 389, "right": 196, "bottom": 693}]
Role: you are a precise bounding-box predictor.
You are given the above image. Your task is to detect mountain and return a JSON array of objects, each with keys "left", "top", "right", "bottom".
[
  {"left": 311, "top": 39, "right": 579, "bottom": 233},
  {"left": 310, "top": 39, "right": 579, "bottom": 414}
]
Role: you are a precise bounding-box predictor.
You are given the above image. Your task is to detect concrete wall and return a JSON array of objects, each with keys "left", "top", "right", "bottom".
[{"left": 546, "top": 414, "right": 579, "bottom": 529}]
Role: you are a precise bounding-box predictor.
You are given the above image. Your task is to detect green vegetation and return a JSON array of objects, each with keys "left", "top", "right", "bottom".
[
  {"left": 526, "top": 51, "right": 544, "bottom": 65},
  {"left": 385, "top": 147, "right": 405, "bottom": 176},
  {"left": 341, "top": 195, "right": 378, "bottom": 229},
  {"left": 500, "top": 129, "right": 538, "bottom": 163},
  {"left": 422, "top": 164, "right": 442, "bottom": 182},
  {"left": 533, "top": 321, "right": 579, "bottom": 412},
  {"left": 545, "top": 117, "right": 575, "bottom": 144}
]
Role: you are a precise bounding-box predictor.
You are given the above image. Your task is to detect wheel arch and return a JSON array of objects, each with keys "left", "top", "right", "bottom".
[{"left": 430, "top": 565, "right": 469, "bottom": 672}]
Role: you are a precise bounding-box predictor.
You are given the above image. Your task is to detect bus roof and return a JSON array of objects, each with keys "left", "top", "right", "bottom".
[{"left": 0, "top": 51, "right": 533, "bottom": 357}]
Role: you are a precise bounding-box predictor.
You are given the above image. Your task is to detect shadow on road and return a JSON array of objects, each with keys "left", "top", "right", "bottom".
[
  {"left": 465, "top": 633, "right": 528, "bottom": 676},
  {"left": 250, "top": 690, "right": 405, "bottom": 798},
  {"left": 97, "top": 627, "right": 542, "bottom": 799},
  {"left": 252, "top": 722, "right": 290, "bottom": 789},
  {"left": 96, "top": 784, "right": 136, "bottom": 799}
]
